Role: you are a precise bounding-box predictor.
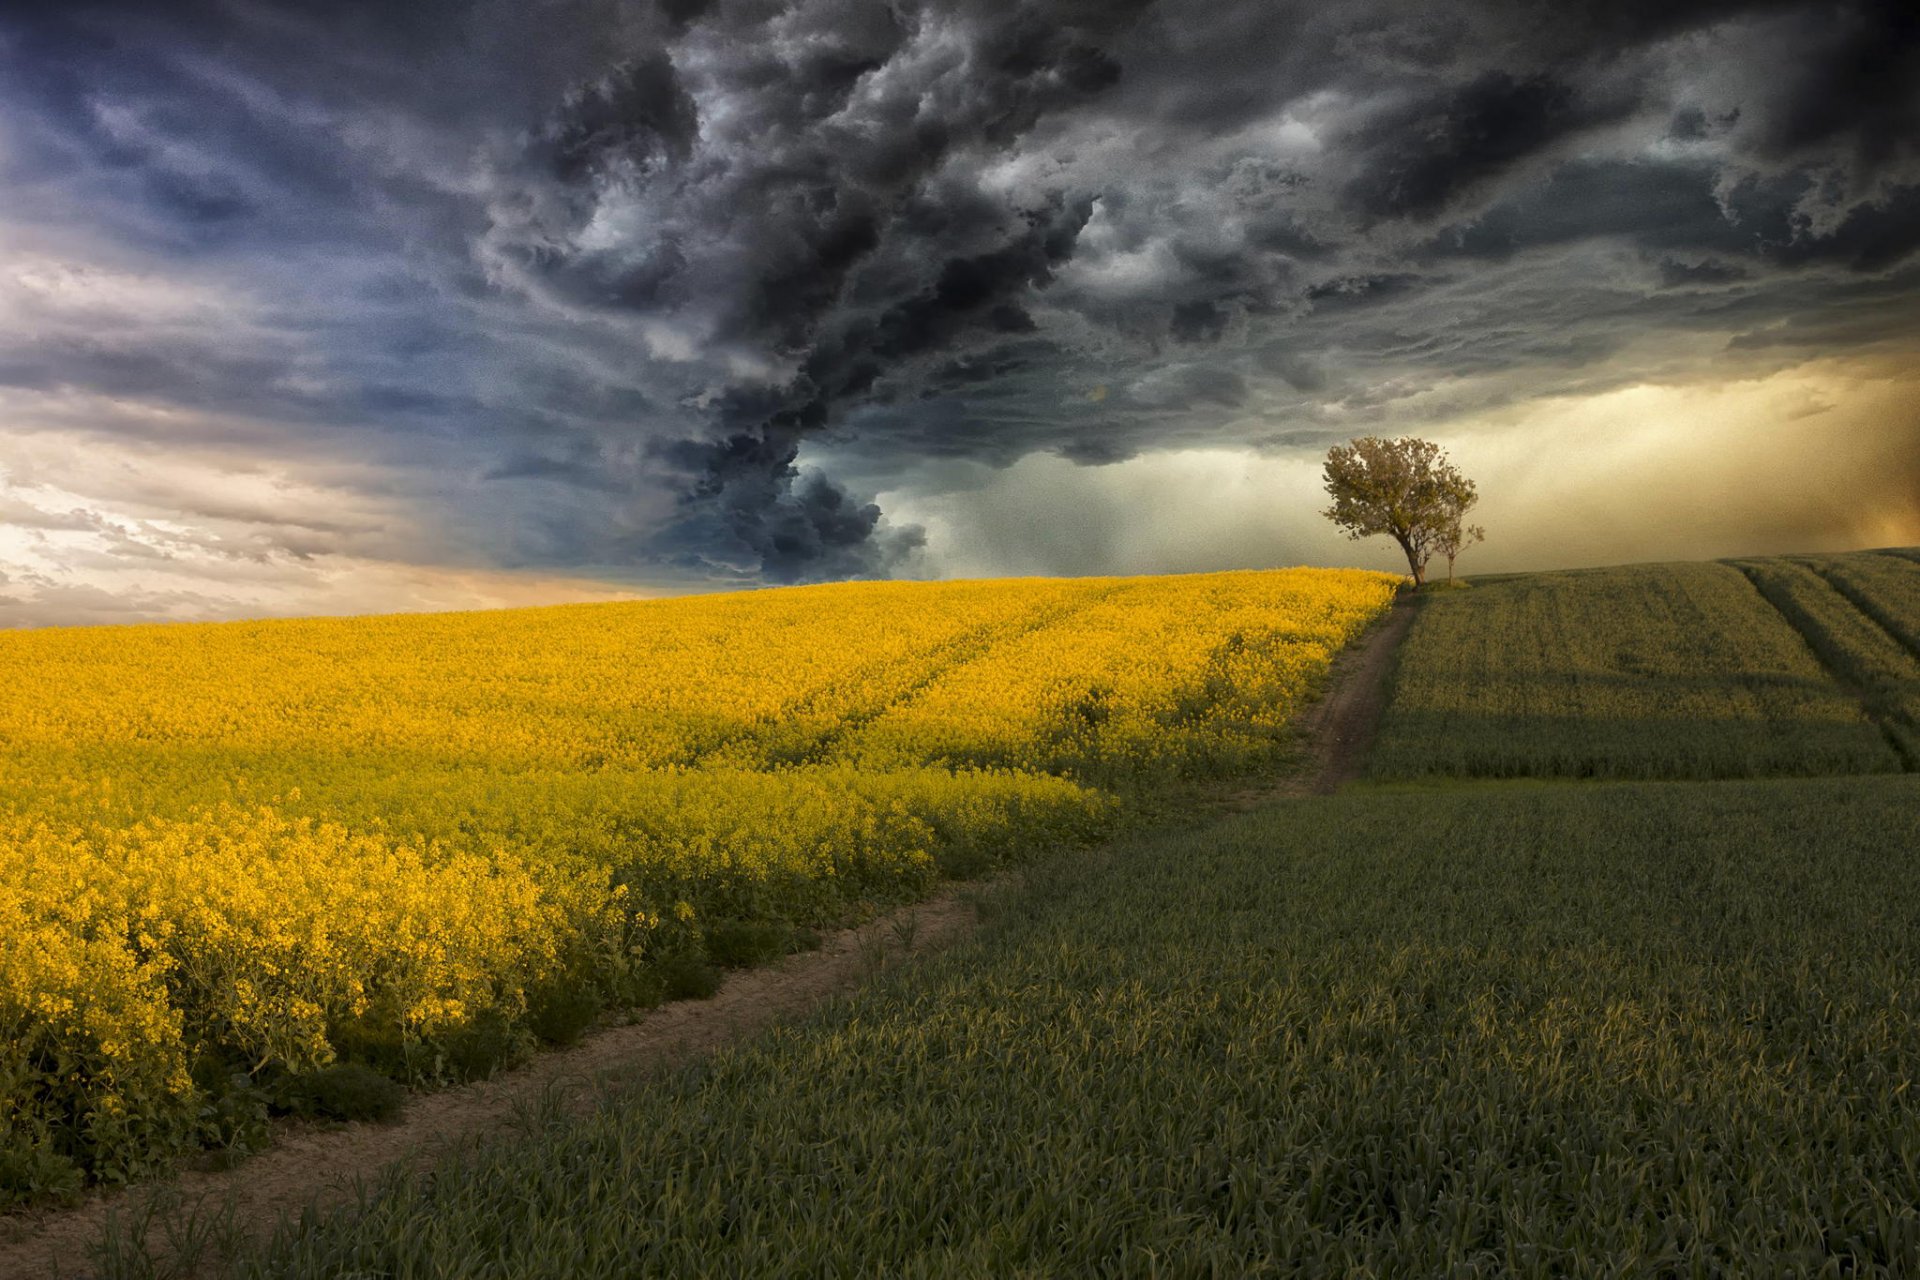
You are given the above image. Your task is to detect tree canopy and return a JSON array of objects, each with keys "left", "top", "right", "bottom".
[{"left": 1321, "top": 436, "right": 1482, "bottom": 587}]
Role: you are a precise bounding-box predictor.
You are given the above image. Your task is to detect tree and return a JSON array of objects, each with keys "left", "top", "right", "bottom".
[
  {"left": 1320, "top": 436, "right": 1481, "bottom": 588},
  {"left": 1433, "top": 498, "right": 1485, "bottom": 584}
]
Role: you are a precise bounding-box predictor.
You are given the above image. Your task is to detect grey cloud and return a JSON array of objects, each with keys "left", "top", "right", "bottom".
[
  {"left": 1342, "top": 71, "right": 1638, "bottom": 220},
  {"left": 477, "top": 0, "right": 1139, "bottom": 579},
  {"left": 1742, "top": 0, "right": 1919, "bottom": 176},
  {"left": 1658, "top": 258, "right": 1750, "bottom": 287},
  {"left": 542, "top": 53, "right": 701, "bottom": 185},
  {"left": 0, "top": 567, "right": 230, "bottom": 627}
]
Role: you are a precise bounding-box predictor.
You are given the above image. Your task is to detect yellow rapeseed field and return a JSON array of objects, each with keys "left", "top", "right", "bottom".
[{"left": 0, "top": 568, "right": 1397, "bottom": 1195}]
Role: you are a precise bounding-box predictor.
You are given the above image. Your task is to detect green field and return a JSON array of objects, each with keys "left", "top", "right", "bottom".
[
  {"left": 80, "top": 550, "right": 1920, "bottom": 1277},
  {"left": 1733, "top": 556, "right": 1920, "bottom": 762},
  {"left": 1808, "top": 552, "right": 1920, "bottom": 659},
  {"left": 1369, "top": 552, "right": 1920, "bottom": 780},
  {"left": 217, "top": 777, "right": 1920, "bottom": 1277}
]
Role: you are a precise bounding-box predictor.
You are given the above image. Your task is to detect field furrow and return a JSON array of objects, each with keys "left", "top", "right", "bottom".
[
  {"left": 846, "top": 571, "right": 1393, "bottom": 782},
  {"left": 1735, "top": 558, "right": 1920, "bottom": 766},
  {"left": 1368, "top": 561, "right": 1895, "bottom": 780},
  {"left": 701, "top": 580, "right": 1127, "bottom": 769},
  {"left": 1800, "top": 551, "right": 1920, "bottom": 664}
]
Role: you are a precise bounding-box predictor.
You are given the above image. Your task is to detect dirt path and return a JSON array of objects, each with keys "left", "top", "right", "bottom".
[
  {"left": 0, "top": 893, "right": 982, "bottom": 1279},
  {"left": 1298, "top": 596, "right": 1417, "bottom": 791},
  {"left": 0, "top": 596, "right": 1418, "bottom": 1279},
  {"left": 1225, "top": 594, "right": 1417, "bottom": 805}
]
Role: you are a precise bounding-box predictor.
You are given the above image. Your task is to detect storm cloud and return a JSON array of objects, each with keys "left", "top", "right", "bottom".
[{"left": 1, "top": 0, "right": 1917, "bottom": 612}]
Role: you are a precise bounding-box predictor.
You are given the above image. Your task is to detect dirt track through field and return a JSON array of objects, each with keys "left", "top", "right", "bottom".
[
  {"left": 1226, "top": 593, "right": 1416, "bottom": 805},
  {"left": 1293, "top": 597, "right": 1417, "bottom": 792},
  {"left": 0, "top": 593, "right": 1416, "bottom": 1280},
  {"left": 1, "top": 897, "right": 982, "bottom": 1280}
]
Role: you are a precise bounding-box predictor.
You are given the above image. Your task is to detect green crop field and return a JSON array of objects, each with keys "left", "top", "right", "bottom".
[
  {"left": 205, "top": 777, "right": 1920, "bottom": 1277},
  {"left": 1734, "top": 556, "right": 1920, "bottom": 763},
  {"left": 1806, "top": 552, "right": 1920, "bottom": 659},
  {"left": 1369, "top": 552, "right": 1920, "bottom": 780}
]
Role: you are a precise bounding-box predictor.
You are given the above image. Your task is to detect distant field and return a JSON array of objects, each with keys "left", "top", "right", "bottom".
[
  {"left": 1369, "top": 552, "right": 1920, "bottom": 780},
  {"left": 1735, "top": 555, "right": 1920, "bottom": 762},
  {"left": 0, "top": 569, "right": 1397, "bottom": 1201},
  {"left": 1809, "top": 551, "right": 1920, "bottom": 658},
  {"left": 232, "top": 776, "right": 1920, "bottom": 1277}
]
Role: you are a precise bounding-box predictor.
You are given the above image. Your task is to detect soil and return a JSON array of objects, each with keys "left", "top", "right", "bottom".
[
  {"left": 1224, "top": 593, "right": 1417, "bottom": 805},
  {"left": 1296, "top": 596, "right": 1418, "bottom": 792},
  {"left": 1, "top": 896, "right": 983, "bottom": 1280},
  {"left": 0, "top": 594, "right": 1418, "bottom": 1280}
]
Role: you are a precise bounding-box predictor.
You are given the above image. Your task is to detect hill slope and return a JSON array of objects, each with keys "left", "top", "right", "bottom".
[{"left": 1370, "top": 549, "right": 1920, "bottom": 780}]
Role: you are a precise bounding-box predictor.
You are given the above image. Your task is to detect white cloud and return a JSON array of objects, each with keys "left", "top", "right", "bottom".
[{"left": 0, "top": 252, "right": 246, "bottom": 327}]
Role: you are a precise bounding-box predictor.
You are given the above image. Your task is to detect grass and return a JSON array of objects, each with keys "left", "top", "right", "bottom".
[
  {"left": 166, "top": 776, "right": 1920, "bottom": 1278},
  {"left": 1368, "top": 560, "right": 1896, "bottom": 780}
]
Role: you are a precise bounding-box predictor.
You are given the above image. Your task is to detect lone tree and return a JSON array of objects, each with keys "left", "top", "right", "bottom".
[{"left": 1321, "top": 436, "right": 1482, "bottom": 588}]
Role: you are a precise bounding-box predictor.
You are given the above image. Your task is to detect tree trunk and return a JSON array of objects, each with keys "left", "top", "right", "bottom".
[{"left": 1397, "top": 537, "right": 1425, "bottom": 587}]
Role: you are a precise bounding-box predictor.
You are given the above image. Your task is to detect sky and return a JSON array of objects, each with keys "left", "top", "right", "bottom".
[{"left": 1, "top": 0, "right": 1917, "bottom": 625}]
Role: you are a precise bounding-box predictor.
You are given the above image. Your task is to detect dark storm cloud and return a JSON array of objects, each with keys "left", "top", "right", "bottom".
[
  {"left": 622, "top": 191, "right": 1093, "bottom": 578},
  {"left": 1742, "top": 0, "right": 1920, "bottom": 174},
  {"left": 470, "top": 0, "right": 1150, "bottom": 577},
  {"left": 3, "top": 0, "right": 1918, "bottom": 588},
  {"left": 1342, "top": 71, "right": 1636, "bottom": 220},
  {"left": 1658, "top": 258, "right": 1750, "bottom": 288}
]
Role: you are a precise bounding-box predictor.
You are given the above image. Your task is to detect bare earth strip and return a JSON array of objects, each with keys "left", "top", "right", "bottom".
[
  {"left": 0, "top": 593, "right": 1415, "bottom": 1280},
  {"left": 1226, "top": 593, "right": 1416, "bottom": 805},
  {"left": 1, "top": 896, "right": 982, "bottom": 1279},
  {"left": 1293, "top": 596, "right": 1417, "bottom": 792}
]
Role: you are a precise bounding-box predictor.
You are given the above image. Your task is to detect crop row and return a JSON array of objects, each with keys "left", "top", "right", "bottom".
[
  {"left": 1370, "top": 553, "right": 1920, "bottom": 781},
  {"left": 1734, "top": 555, "right": 1920, "bottom": 764}
]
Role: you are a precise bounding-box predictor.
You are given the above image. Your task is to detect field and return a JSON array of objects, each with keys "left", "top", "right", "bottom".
[
  {"left": 16, "top": 548, "right": 1920, "bottom": 1277},
  {"left": 1733, "top": 556, "right": 1920, "bottom": 762},
  {"left": 1369, "top": 552, "right": 1920, "bottom": 779},
  {"left": 224, "top": 777, "right": 1920, "bottom": 1277},
  {"left": 121, "top": 547, "right": 1916, "bottom": 1280},
  {"left": 0, "top": 569, "right": 1399, "bottom": 1203}
]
